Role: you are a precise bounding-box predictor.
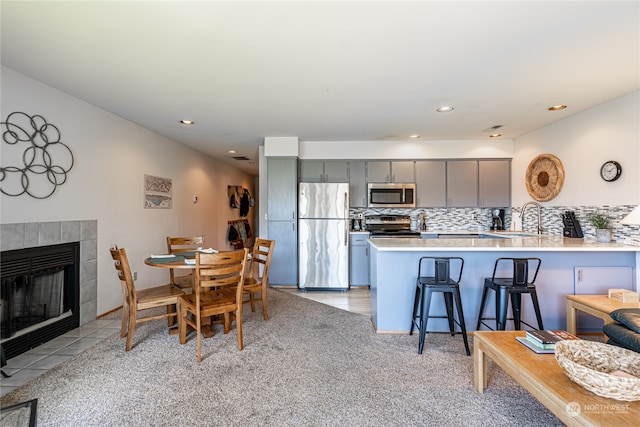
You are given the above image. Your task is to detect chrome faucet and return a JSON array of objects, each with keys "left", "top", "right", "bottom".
[{"left": 520, "top": 201, "right": 543, "bottom": 234}]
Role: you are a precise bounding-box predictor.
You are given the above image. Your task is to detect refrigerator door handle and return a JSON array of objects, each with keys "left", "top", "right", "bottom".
[{"left": 344, "top": 192, "right": 349, "bottom": 246}]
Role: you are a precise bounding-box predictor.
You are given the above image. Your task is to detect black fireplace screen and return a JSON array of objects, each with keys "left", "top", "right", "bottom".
[{"left": 1, "top": 242, "right": 80, "bottom": 359}]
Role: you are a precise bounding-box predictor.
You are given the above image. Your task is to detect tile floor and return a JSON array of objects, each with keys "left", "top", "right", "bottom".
[
  {"left": 1, "top": 318, "right": 121, "bottom": 397},
  {"left": 280, "top": 286, "right": 371, "bottom": 316},
  {"left": 1, "top": 288, "right": 370, "bottom": 397}
]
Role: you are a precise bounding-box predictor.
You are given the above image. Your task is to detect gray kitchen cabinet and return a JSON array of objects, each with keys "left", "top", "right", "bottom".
[
  {"left": 324, "top": 161, "right": 349, "bottom": 182},
  {"left": 267, "top": 220, "right": 298, "bottom": 285},
  {"left": 392, "top": 161, "right": 415, "bottom": 182},
  {"left": 479, "top": 160, "right": 511, "bottom": 207},
  {"left": 299, "top": 160, "right": 348, "bottom": 182},
  {"left": 267, "top": 157, "right": 298, "bottom": 285},
  {"left": 366, "top": 161, "right": 390, "bottom": 182},
  {"left": 350, "top": 233, "right": 370, "bottom": 286},
  {"left": 446, "top": 160, "right": 478, "bottom": 207},
  {"left": 415, "top": 160, "right": 446, "bottom": 207},
  {"left": 367, "top": 161, "right": 415, "bottom": 183},
  {"left": 268, "top": 158, "right": 297, "bottom": 221},
  {"left": 349, "top": 161, "right": 367, "bottom": 207},
  {"left": 299, "top": 160, "right": 324, "bottom": 182}
]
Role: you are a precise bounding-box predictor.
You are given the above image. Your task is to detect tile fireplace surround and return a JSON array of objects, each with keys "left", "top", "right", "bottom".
[{"left": 1, "top": 221, "right": 98, "bottom": 326}]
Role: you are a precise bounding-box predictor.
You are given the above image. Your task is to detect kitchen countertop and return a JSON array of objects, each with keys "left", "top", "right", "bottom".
[
  {"left": 368, "top": 234, "right": 640, "bottom": 252},
  {"left": 367, "top": 230, "right": 639, "bottom": 333}
]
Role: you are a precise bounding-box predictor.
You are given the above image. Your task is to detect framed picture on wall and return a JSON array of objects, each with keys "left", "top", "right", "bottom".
[{"left": 144, "top": 174, "right": 172, "bottom": 209}]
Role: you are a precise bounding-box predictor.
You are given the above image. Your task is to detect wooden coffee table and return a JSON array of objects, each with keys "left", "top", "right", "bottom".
[
  {"left": 473, "top": 331, "right": 640, "bottom": 426},
  {"left": 566, "top": 294, "right": 640, "bottom": 336}
]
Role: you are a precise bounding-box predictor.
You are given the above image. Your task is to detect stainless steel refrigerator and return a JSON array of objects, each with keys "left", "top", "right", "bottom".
[{"left": 298, "top": 182, "right": 350, "bottom": 290}]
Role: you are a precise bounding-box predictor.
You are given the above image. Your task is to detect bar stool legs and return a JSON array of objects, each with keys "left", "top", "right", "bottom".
[{"left": 476, "top": 257, "right": 544, "bottom": 331}]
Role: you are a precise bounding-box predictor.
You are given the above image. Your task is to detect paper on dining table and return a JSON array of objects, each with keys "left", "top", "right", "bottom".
[
  {"left": 150, "top": 254, "right": 176, "bottom": 258},
  {"left": 198, "top": 248, "right": 218, "bottom": 253}
]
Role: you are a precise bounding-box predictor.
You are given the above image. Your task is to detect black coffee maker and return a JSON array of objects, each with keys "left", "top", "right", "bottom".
[{"left": 490, "top": 209, "right": 505, "bottom": 231}]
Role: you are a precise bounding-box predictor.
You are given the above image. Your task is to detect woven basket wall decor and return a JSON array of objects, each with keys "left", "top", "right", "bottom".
[{"left": 525, "top": 153, "right": 565, "bottom": 202}]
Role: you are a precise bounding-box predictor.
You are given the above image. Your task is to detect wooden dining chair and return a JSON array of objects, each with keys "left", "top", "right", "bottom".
[
  {"left": 110, "top": 246, "right": 185, "bottom": 351},
  {"left": 243, "top": 238, "right": 275, "bottom": 320},
  {"left": 178, "top": 249, "right": 249, "bottom": 362},
  {"left": 166, "top": 236, "right": 204, "bottom": 289}
]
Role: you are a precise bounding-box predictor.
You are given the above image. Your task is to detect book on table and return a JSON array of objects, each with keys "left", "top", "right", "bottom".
[
  {"left": 517, "top": 330, "right": 579, "bottom": 354},
  {"left": 515, "top": 337, "right": 555, "bottom": 354},
  {"left": 526, "top": 330, "right": 578, "bottom": 345}
]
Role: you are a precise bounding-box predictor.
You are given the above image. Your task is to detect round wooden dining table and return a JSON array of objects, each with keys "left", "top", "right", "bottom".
[
  {"left": 144, "top": 254, "right": 194, "bottom": 269},
  {"left": 144, "top": 254, "right": 216, "bottom": 338}
]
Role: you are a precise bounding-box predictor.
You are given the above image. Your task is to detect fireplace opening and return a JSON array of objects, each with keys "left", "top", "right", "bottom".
[{"left": 1, "top": 242, "right": 80, "bottom": 359}]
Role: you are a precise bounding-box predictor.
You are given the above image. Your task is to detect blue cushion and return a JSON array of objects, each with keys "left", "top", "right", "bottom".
[
  {"left": 609, "top": 308, "right": 640, "bottom": 334},
  {"left": 603, "top": 323, "right": 640, "bottom": 353}
]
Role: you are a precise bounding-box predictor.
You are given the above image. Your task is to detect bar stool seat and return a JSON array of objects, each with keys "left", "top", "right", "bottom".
[
  {"left": 410, "top": 256, "right": 470, "bottom": 356},
  {"left": 476, "top": 257, "right": 544, "bottom": 331}
]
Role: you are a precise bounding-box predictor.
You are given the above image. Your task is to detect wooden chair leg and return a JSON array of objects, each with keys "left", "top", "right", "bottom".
[
  {"left": 120, "top": 302, "right": 129, "bottom": 338},
  {"left": 250, "top": 292, "right": 257, "bottom": 312},
  {"left": 223, "top": 313, "right": 230, "bottom": 334},
  {"left": 167, "top": 304, "right": 177, "bottom": 327},
  {"left": 236, "top": 308, "right": 243, "bottom": 351},
  {"left": 262, "top": 292, "right": 269, "bottom": 321},
  {"left": 178, "top": 300, "right": 187, "bottom": 345},
  {"left": 196, "top": 310, "right": 202, "bottom": 363},
  {"left": 125, "top": 308, "right": 137, "bottom": 351}
]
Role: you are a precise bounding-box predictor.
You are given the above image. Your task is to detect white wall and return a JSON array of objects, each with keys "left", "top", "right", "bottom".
[
  {"left": 1, "top": 67, "right": 255, "bottom": 314},
  {"left": 299, "top": 139, "right": 514, "bottom": 159},
  {"left": 512, "top": 91, "right": 639, "bottom": 207}
]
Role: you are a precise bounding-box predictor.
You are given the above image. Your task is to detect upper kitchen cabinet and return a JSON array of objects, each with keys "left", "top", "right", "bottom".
[
  {"left": 415, "top": 161, "right": 446, "bottom": 207},
  {"left": 478, "top": 160, "right": 511, "bottom": 208},
  {"left": 299, "top": 160, "right": 323, "bottom": 182},
  {"left": 267, "top": 158, "right": 298, "bottom": 221},
  {"left": 299, "top": 160, "right": 348, "bottom": 182},
  {"left": 367, "top": 161, "right": 415, "bottom": 183},
  {"left": 349, "top": 161, "right": 367, "bottom": 207},
  {"left": 446, "top": 160, "right": 478, "bottom": 207}
]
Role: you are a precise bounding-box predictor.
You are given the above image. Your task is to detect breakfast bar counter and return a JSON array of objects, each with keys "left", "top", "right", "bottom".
[{"left": 368, "top": 235, "right": 639, "bottom": 333}]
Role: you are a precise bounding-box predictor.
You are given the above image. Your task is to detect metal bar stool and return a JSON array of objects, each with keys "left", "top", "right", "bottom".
[
  {"left": 410, "top": 256, "right": 470, "bottom": 356},
  {"left": 476, "top": 257, "right": 544, "bottom": 331}
]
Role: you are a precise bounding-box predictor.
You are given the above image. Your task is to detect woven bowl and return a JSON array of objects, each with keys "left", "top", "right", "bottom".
[{"left": 555, "top": 340, "right": 640, "bottom": 401}]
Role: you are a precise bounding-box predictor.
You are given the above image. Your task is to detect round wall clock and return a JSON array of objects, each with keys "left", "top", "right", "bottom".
[
  {"left": 525, "top": 153, "right": 565, "bottom": 202},
  {"left": 600, "top": 160, "right": 622, "bottom": 182}
]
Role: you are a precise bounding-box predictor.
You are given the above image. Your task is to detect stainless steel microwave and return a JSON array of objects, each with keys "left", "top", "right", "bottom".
[{"left": 367, "top": 183, "right": 416, "bottom": 208}]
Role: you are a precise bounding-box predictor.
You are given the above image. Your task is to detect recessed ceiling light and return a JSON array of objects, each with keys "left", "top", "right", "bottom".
[
  {"left": 228, "top": 150, "right": 237, "bottom": 154},
  {"left": 548, "top": 105, "right": 567, "bottom": 111},
  {"left": 489, "top": 133, "right": 502, "bottom": 138},
  {"left": 180, "top": 120, "right": 194, "bottom": 125},
  {"left": 437, "top": 106, "right": 454, "bottom": 113},
  {"left": 409, "top": 134, "right": 421, "bottom": 139}
]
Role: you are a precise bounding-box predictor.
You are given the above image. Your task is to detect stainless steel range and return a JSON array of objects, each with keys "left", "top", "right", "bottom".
[{"left": 365, "top": 214, "right": 421, "bottom": 238}]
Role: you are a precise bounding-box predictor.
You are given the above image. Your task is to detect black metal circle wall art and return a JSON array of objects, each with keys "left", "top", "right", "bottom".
[{"left": 1, "top": 112, "right": 74, "bottom": 199}]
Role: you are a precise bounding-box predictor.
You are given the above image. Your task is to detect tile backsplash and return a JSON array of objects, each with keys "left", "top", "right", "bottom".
[{"left": 350, "top": 205, "right": 639, "bottom": 241}]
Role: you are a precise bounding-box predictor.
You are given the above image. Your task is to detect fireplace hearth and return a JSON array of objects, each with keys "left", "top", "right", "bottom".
[{"left": 1, "top": 242, "right": 80, "bottom": 359}]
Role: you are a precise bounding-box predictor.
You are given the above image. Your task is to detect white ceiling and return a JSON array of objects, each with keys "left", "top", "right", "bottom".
[{"left": 2, "top": 1, "right": 638, "bottom": 175}]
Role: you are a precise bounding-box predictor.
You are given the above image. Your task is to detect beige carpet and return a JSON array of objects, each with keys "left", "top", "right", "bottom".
[{"left": 0, "top": 289, "right": 562, "bottom": 426}]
